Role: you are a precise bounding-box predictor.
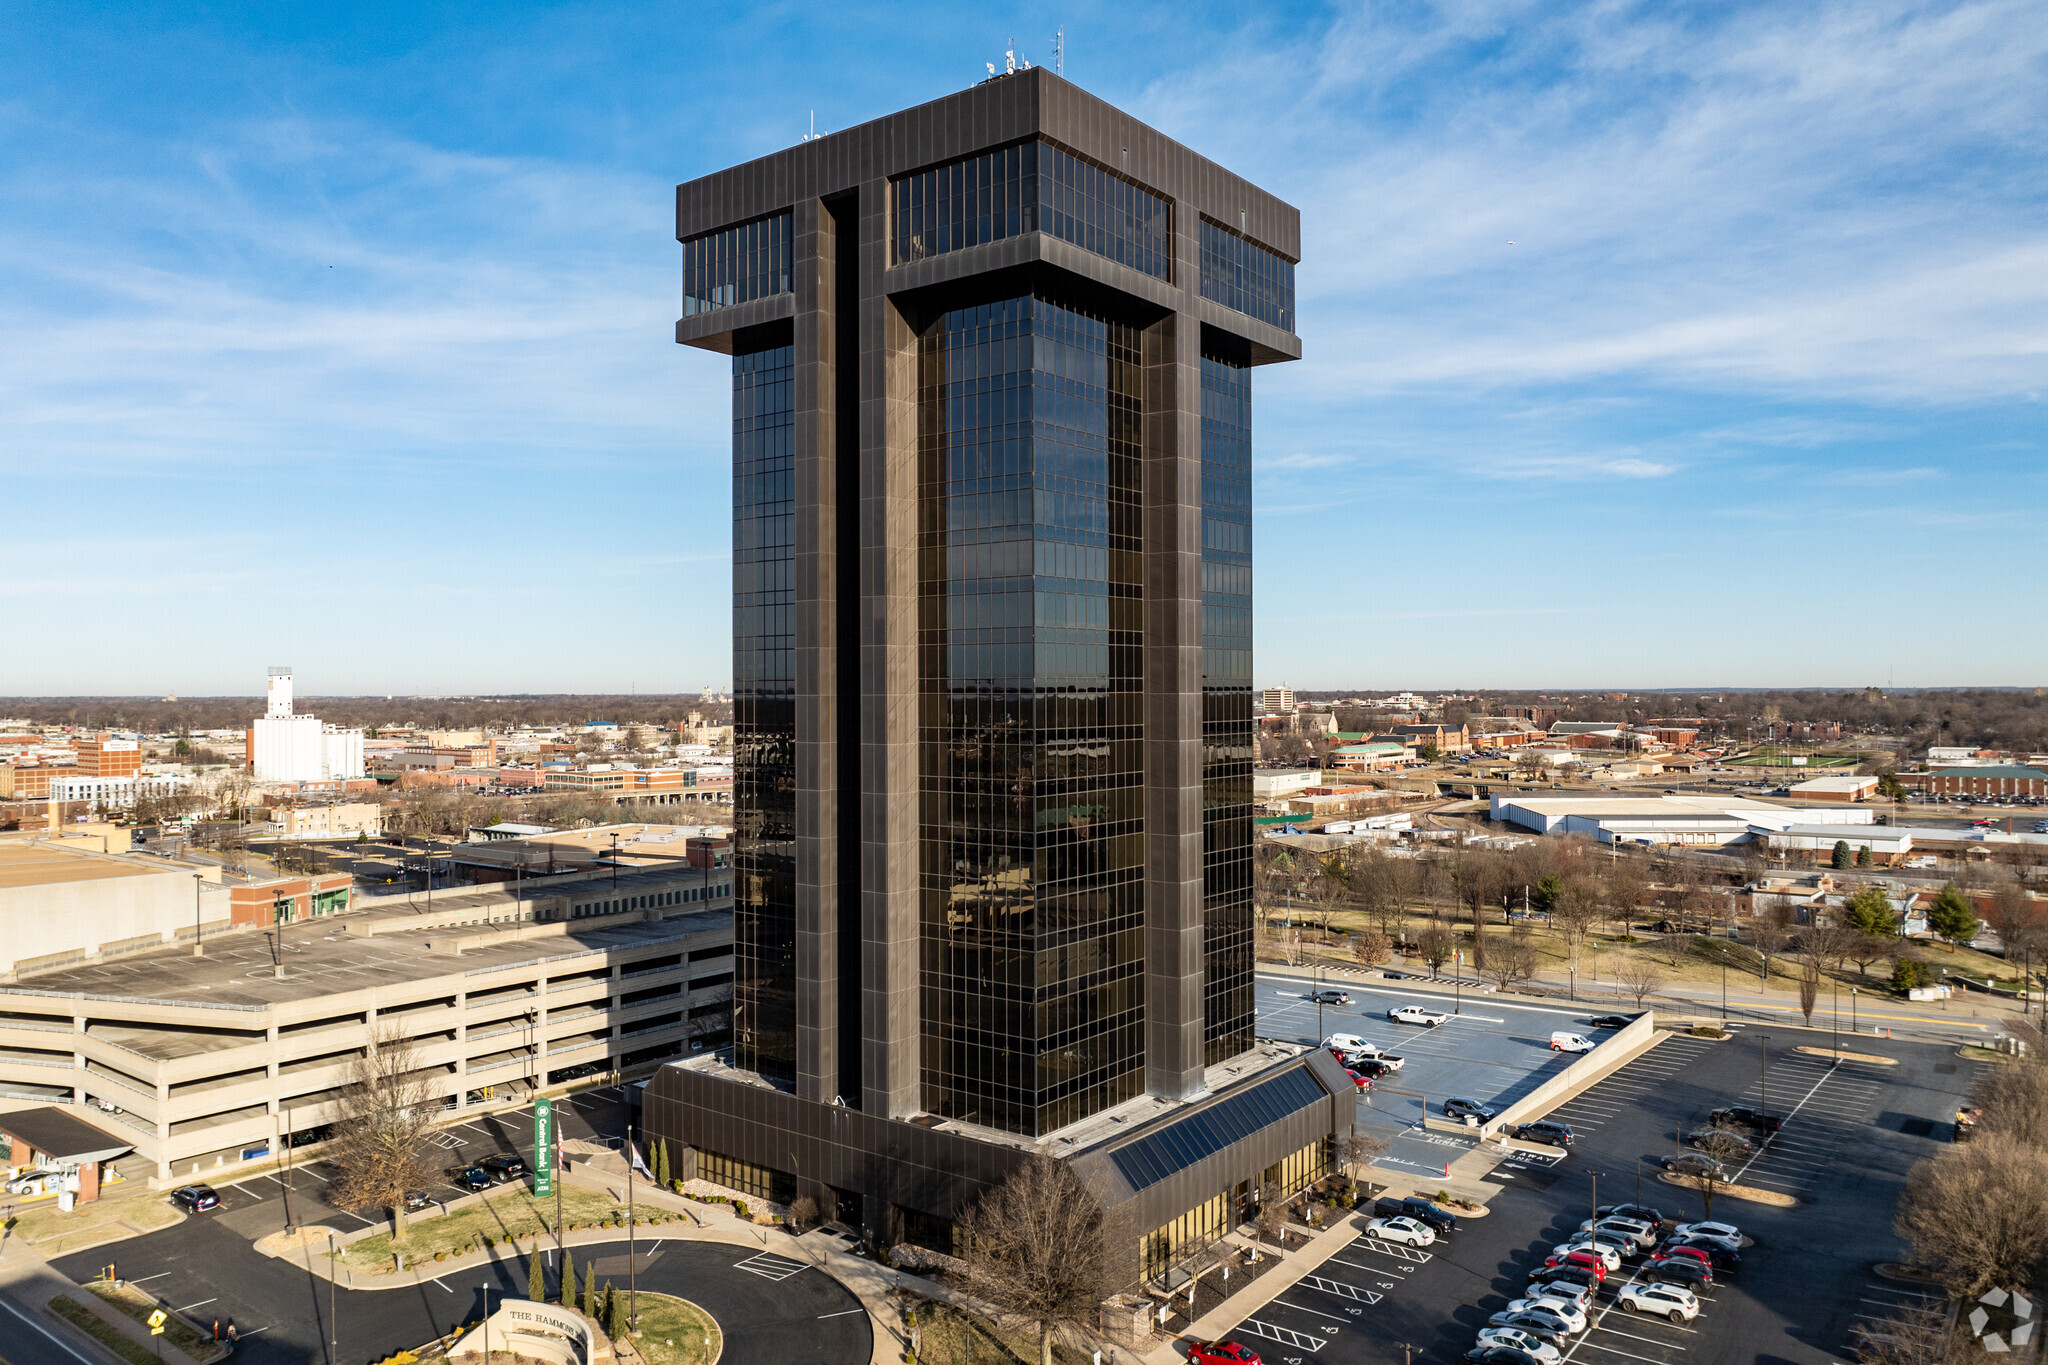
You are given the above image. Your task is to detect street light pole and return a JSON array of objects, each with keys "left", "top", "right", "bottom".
[
  {"left": 1759, "top": 1035, "right": 1770, "bottom": 1122},
  {"left": 192, "top": 874, "right": 204, "bottom": 957},
  {"left": 1831, "top": 977, "right": 1840, "bottom": 1065},
  {"left": 1588, "top": 1169, "right": 1601, "bottom": 1235},
  {"left": 1721, "top": 961, "right": 1727, "bottom": 1020},
  {"left": 327, "top": 1233, "right": 338, "bottom": 1365},
  {"left": 1851, "top": 987, "right": 1859, "bottom": 1039}
]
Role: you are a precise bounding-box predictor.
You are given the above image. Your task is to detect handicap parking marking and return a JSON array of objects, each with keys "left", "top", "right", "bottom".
[
  {"left": 1235, "top": 1316, "right": 1330, "bottom": 1353},
  {"left": 1353, "top": 1235, "right": 1434, "bottom": 1264},
  {"left": 1300, "top": 1273, "right": 1384, "bottom": 1305}
]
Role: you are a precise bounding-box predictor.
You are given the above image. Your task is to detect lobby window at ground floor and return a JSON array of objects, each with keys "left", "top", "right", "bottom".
[
  {"left": 698, "top": 1149, "right": 794, "bottom": 1204},
  {"left": 1263, "top": 1138, "right": 1328, "bottom": 1196},
  {"left": 1139, "top": 1189, "right": 1229, "bottom": 1283}
]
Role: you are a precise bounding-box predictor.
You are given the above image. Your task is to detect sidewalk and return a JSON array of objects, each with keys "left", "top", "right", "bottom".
[
  {"left": 0, "top": 1226, "right": 214, "bottom": 1365},
  {"left": 1137, "top": 1215, "right": 1371, "bottom": 1365}
]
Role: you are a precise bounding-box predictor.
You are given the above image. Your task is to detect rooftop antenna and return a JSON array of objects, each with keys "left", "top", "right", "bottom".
[
  {"left": 1054, "top": 25, "right": 1064, "bottom": 74},
  {"left": 1005, "top": 39, "right": 1017, "bottom": 75}
]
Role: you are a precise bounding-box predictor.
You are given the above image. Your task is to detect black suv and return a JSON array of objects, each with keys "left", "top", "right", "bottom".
[
  {"left": 1588, "top": 1015, "right": 1632, "bottom": 1030},
  {"left": 171, "top": 1185, "right": 220, "bottom": 1212},
  {"left": 1708, "top": 1105, "right": 1782, "bottom": 1134},
  {"left": 1596, "top": 1202, "right": 1665, "bottom": 1226},
  {"left": 1375, "top": 1195, "right": 1457, "bottom": 1233},
  {"left": 1444, "top": 1096, "right": 1495, "bottom": 1121},
  {"left": 1528, "top": 1262, "right": 1600, "bottom": 1295},
  {"left": 479, "top": 1154, "right": 530, "bottom": 1183},
  {"left": 446, "top": 1164, "right": 493, "bottom": 1193},
  {"left": 1511, "top": 1120, "right": 1574, "bottom": 1147}
]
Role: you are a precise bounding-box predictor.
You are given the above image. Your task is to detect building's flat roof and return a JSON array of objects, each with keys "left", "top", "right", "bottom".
[
  {"left": 0, "top": 1105, "right": 132, "bottom": 1162},
  {"left": 0, "top": 842, "right": 162, "bottom": 891},
  {"left": 2, "top": 906, "right": 732, "bottom": 1023},
  {"left": 1919, "top": 766, "right": 2048, "bottom": 780},
  {"left": 1791, "top": 776, "right": 1877, "bottom": 791}
]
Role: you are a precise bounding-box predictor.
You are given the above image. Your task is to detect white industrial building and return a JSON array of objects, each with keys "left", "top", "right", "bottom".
[
  {"left": 249, "top": 668, "right": 364, "bottom": 783},
  {"left": 1489, "top": 793, "right": 1876, "bottom": 848},
  {"left": 1252, "top": 768, "right": 1323, "bottom": 801},
  {"left": 45, "top": 774, "right": 194, "bottom": 810}
]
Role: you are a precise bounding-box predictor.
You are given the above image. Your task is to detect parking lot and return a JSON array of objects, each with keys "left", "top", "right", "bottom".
[
  {"left": 1206, "top": 1014, "right": 1982, "bottom": 1365},
  {"left": 1255, "top": 973, "right": 1625, "bottom": 1183},
  {"left": 179, "top": 1085, "right": 627, "bottom": 1239}
]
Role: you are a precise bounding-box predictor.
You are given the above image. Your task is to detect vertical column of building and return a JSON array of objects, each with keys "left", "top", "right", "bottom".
[
  {"left": 1199, "top": 347, "right": 1256, "bottom": 1064},
  {"left": 1143, "top": 290, "right": 1209, "bottom": 1101},
  {"left": 860, "top": 178, "right": 922, "bottom": 1119},
  {"left": 792, "top": 197, "right": 842, "bottom": 1105}
]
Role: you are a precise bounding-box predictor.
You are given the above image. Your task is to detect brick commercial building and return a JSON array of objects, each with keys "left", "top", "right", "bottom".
[
  {"left": 1899, "top": 765, "right": 2048, "bottom": 800},
  {"left": 646, "top": 68, "right": 1358, "bottom": 1285},
  {"left": 74, "top": 734, "right": 141, "bottom": 779}
]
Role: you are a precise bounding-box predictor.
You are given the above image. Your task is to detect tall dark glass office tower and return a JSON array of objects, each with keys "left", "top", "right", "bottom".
[{"left": 652, "top": 70, "right": 1349, "bottom": 1273}]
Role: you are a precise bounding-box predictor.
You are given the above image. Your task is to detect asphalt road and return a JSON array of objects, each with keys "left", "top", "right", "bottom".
[
  {"left": 52, "top": 1228, "right": 868, "bottom": 1365},
  {"left": 1210, "top": 1025, "right": 1979, "bottom": 1365}
]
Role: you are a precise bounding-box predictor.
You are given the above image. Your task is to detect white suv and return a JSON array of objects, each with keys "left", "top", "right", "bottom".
[
  {"left": 1619, "top": 1281, "right": 1700, "bottom": 1323},
  {"left": 1577, "top": 1215, "right": 1659, "bottom": 1250},
  {"left": 1388, "top": 1004, "right": 1451, "bottom": 1027}
]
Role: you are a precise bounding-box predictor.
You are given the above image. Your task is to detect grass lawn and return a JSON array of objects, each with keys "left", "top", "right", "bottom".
[
  {"left": 1265, "top": 902, "right": 2011, "bottom": 1007},
  {"left": 344, "top": 1186, "right": 691, "bottom": 1271},
  {"left": 48, "top": 1296, "right": 157, "bottom": 1365},
  {"left": 87, "top": 1281, "right": 226, "bottom": 1362},
  {"left": 12, "top": 1192, "right": 183, "bottom": 1257},
  {"left": 631, "top": 1292, "right": 722, "bottom": 1365},
  {"left": 911, "top": 1302, "right": 1095, "bottom": 1365}
]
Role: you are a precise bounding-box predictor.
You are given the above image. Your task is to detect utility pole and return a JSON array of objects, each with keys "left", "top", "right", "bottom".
[
  {"left": 1759, "top": 1035, "right": 1770, "bottom": 1123},
  {"left": 327, "top": 1233, "right": 338, "bottom": 1365},
  {"left": 1588, "top": 1169, "right": 1602, "bottom": 1236}
]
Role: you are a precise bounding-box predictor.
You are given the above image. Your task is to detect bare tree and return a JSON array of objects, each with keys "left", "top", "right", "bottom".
[
  {"left": 1351, "top": 928, "right": 1392, "bottom": 967},
  {"left": 328, "top": 1026, "right": 440, "bottom": 1237},
  {"left": 1614, "top": 957, "right": 1666, "bottom": 1007},
  {"left": 1254, "top": 1180, "right": 1290, "bottom": 1261},
  {"left": 788, "top": 1195, "right": 820, "bottom": 1233},
  {"left": 1895, "top": 1134, "right": 2048, "bottom": 1296},
  {"left": 1415, "top": 923, "right": 1454, "bottom": 978},
  {"left": 1338, "top": 1129, "right": 1387, "bottom": 1180},
  {"left": 1971, "top": 1055, "right": 2048, "bottom": 1154},
  {"left": 1850, "top": 1309, "right": 1966, "bottom": 1365},
  {"left": 1798, "top": 957, "right": 1820, "bottom": 1025},
  {"left": 1308, "top": 853, "right": 1350, "bottom": 938},
  {"left": 1985, "top": 878, "right": 2045, "bottom": 966},
  {"left": 1800, "top": 919, "right": 1860, "bottom": 975},
  {"left": 1478, "top": 934, "right": 1539, "bottom": 992},
  {"left": 1552, "top": 876, "right": 1602, "bottom": 979},
  {"left": 957, "top": 1156, "right": 1122, "bottom": 1365},
  {"left": 1604, "top": 861, "right": 1649, "bottom": 938},
  {"left": 1683, "top": 1129, "right": 1757, "bottom": 1221}
]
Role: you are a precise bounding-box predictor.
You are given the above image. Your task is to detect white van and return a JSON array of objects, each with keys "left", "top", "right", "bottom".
[
  {"left": 1550, "top": 1031, "right": 1597, "bottom": 1053},
  {"left": 1323, "top": 1034, "right": 1375, "bottom": 1057}
]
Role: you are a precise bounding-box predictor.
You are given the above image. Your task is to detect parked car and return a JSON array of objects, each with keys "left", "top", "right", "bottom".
[
  {"left": 1389, "top": 1004, "right": 1451, "bottom": 1027},
  {"left": 5, "top": 1170, "right": 61, "bottom": 1195},
  {"left": 1660, "top": 1153, "right": 1728, "bottom": 1181},
  {"left": 1587, "top": 1015, "right": 1632, "bottom": 1030},
  {"left": 1577, "top": 1215, "right": 1658, "bottom": 1250},
  {"left": 1549, "top": 1031, "right": 1597, "bottom": 1053},
  {"left": 1663, "top": 1236, "right": 1741, "bottom": 1269},
  {"left": 1549, "top": 1240, "right": 1622, "bottom": 1272},
  {"left": 1540, "top": 1249, "right": 1608, "bottom": 1283},
  {"left": 1707, "top": 1106, "right": 1782, "bottom": 1134},
  {"left": 1482, "top": 1326, "right": 1556, "bottom": 1358},
  {"left": 1597, "top": 1203, "right": 1666, "bottom": 1227},
  {"left": 1463, "top": 1348, "right": 1546, "bottom": 1365},
  {"left": 1670, "top": 1220, "right": 1743, "bottom": 1249},
  {"left": 1485, "top": 1310, "right": 1567, "bottom": 1346},
  {"left": 479, "top": 1154, "right": 530, "bottom": 1182},
  {"left": 1374, "top": 1195, "right": 1456, "bottom": 1232},
  {"left": 1186, "top": 1342, "right": 1262, "bottom": 1365},
  {"left": 1516, "top": 1281, "right": 1592, "bottom": 1313},
  {"left": 1351, "top": 1058, "right": 1397, "bottom": 1080},
  {"left": 1363, "top": 1215, "right": 1436, "bottom": 1248},
  {"left": 446, "top": 1165, "right": 494, "bottom": 1193},
  {"left": 1618, "top": 1281, "right": 1700, "bottom": 1323},
  {"left": 1642, "top": 1256, "right": 1714, "bottom": 1290},
  {"left": 1322, "top": 1034, "right": 1372, "bottom": 1054},
  {"left": 1685, "top": 1128, "right": 1760, "bottom": 1159},
  {"left": 1498, "top": 1295, "right": 1588, "bottom": 1334},
  {"left": 1444, "top": 1096, "right": 1496, "bottom": 1121},
  {"left": 1344, "top": 1069, "right": 1375, "bottom": 1092},
  {"left": 1526, "top": 1263, "right": 1601, "bottom": 1296},
  {"left": 171, "top": 1185, "right": 220, "bottom": 1213},
  {"left": 403, "top": 1189, "right": 433, "bottom": 1212},
  {"left": 1308, "top": 990, "right": 1351, "bottom": 1005},
  {"left": 1510, "top": 1120, "right": 1575, "bottom": 1147}
]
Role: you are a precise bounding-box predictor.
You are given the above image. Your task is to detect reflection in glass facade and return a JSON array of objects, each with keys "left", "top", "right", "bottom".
[
  {"left": 731, "top": 342, "right": 797, "bottom": 1084},
  {"left": 1199, "top": 219, "right": 1296, "bottom": 333},
  {"left": 917, "top": 293, "right": 1147, "bottom": 1137},
  {"left": 682, "top": 212, "right": 793, "bottom": 317},
  {"left": 892, "top": 141, "right": 1173, "bottom": 282},
  {"left": 1200, "top": 355, "right": 1256, "bottom": 1064}
]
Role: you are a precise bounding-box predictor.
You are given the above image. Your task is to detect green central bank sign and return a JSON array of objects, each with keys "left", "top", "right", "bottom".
[{"left": 533, "top": 1096, "right": 554, "bottom": 1198}]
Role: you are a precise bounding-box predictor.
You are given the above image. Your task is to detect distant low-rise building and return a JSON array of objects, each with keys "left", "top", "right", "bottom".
[
  {"left": 1325, "top": 743, "right": 1412, "bottom": 773},
  {"left": 265, "top": 802, "right": 383, "bottom": 839},
  {"left": 1899, "top": 766, "right": 2048, "bottom": 800},
  {"left": 1788, "top": 775, "right": 1878, "bottom": 803},
  {"left": 247, "top": 668, "right": 364, "bottom": 783},
  {"left": 1252, "top": 769, "right": 1322, "bottom": 803}
]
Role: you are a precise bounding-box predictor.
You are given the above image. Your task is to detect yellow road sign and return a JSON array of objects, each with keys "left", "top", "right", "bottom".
[{"left": 147, "top": 1309, "right": 167, "bottom": 1334}]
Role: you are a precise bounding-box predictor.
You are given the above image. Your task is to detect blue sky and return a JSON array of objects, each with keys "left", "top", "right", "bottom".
[{"left": 3, "top": 1, "right": 2043, "bottom": 695}]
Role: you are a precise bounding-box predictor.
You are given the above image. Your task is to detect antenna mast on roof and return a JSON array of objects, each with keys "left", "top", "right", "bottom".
[{"left": 1054, "top": 25, "right": 1064, "bottom": 74}]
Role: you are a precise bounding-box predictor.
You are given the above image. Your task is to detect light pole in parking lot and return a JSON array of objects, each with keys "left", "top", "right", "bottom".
[
  {"left": 1588, "top": 1168, "right": 1603, "bottom": 1234},
  {"left": 1831, "top": 977, "right": 1840, "bottom": 1066},
  {"left": 1315, "top": 963, "right": 1324, "bottom": 1043},
  {"left": 1758, "top": 1035, "right": 1770, "bottom": 1123},
  {"left": 1851, "top": 987, "right": 1859, "bottom": 1039}
]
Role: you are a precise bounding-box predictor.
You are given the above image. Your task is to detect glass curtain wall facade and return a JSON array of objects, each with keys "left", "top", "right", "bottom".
[
  {"left": 731, "top": 342, "right": 798, "bottom": 1083},
  {"left": 892, "top": 141, "right": 1173, "bottom": 282},
  {"left": 682, "top": 212, "right": 793, "bottom": 317},
  {"left": 1198, "top": 219, "right": 1296, "bottom": 333},
  {"left": 1199, "top": 355, "right": 1256, "bottom": 1064},
  {"left": 917, "top": 293, "right": 1147, "bottom": 1137}
]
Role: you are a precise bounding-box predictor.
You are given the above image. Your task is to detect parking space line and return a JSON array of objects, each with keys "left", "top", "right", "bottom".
[
  {"left": 1236, "top": 1318, "right": 1328, "bottom": 1353},
  {"left": 1266, "top": 1297, "right": 1349, "bottom": 1324},
  {"left": 1573, "top": 1338, "right": 1684, "bottom": 1364},
  {"left": 1301, "top": 1274, "right": 1382, "bottom": 1305}
]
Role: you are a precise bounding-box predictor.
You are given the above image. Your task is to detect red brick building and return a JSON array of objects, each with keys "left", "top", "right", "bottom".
[
  {"left": 75, "top": 733, "right": 141, "bottom": 778},
  {"left": 1898, "top": 766, "right": 2048, "bottom": 799},
  {"left": 228, "top": 873, "right": 352, "bottom": 926}
]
